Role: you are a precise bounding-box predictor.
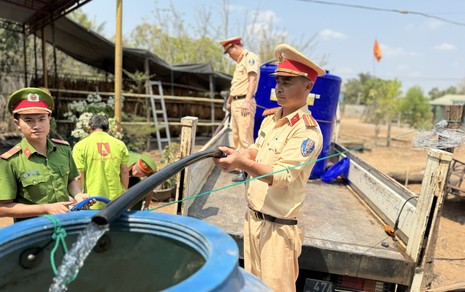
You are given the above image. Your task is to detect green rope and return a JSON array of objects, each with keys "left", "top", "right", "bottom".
[
  {"left": 146, "top": 127, "right": 423, "bottom": 212},
  {"left": 146, "top": 144, "right": 365, "bottom": 212},
  {"left": 44, "top": 214, "right": 69, "bottom": 276}
]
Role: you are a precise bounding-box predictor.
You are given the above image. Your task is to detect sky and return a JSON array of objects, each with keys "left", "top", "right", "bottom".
[{"left": 80, "top": 0, "right": 465, "bottom": 95}]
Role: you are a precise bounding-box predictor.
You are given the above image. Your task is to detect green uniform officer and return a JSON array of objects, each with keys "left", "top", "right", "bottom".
[
  {"left": 128, "top": 151, "right": 157, "bottom": 210},
  {"left": 0, "top": 87, "right": 92, "bottom": 221}
]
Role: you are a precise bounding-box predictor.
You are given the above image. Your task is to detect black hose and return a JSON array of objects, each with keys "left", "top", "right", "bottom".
[{"left": 92, "top": 148, "right": 225, "bottom": 226}]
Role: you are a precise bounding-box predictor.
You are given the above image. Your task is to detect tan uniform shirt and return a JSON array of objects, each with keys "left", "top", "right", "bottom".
[
  {"left": 230, "top": 49, "right": 260, "bottom": 96},
  {"left": 247, "top": 105, "right": 323, "bottom": 218}
]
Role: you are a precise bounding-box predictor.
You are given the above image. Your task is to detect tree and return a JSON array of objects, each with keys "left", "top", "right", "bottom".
[
  {"left": 428, "top": 86, "right": 458, "bottom": 100},
  {"left": 342, "top": 73, "right": 373, "bottom": 104},
  {"left": 400, "top": 86, "right": 432, "bottom": 129},
  {"left": 127, "top": 0, "right": 324, "bottom": 75},
  {"left": 362, "top": 78, "right": 402, "bottom": 146}
]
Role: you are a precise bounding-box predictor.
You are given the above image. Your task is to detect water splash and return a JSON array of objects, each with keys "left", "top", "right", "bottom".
[{"left": 49, "top": 222, "right": 109, "bottom": 292}]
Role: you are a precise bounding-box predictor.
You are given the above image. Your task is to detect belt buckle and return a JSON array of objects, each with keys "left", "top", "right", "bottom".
[
  {"left": 254, "top": 210, "right": 265, "bottom": 220},
  {"left": 249, "top": 209, "right": 260, "bottom": 220}
]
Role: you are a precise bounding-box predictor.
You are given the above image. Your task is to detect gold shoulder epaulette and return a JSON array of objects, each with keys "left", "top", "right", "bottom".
[
  {"left": 1, "top": 146, "right": 21, "bottom": 160},
  {"left": 303, "top": 114, "right": 318, "bottom": 127},
  {"left": 262, "top": 107, "right": 280, "bottom": 116},
  {"left": 51, "top": 138, "right": 70, "bottom": 146}
]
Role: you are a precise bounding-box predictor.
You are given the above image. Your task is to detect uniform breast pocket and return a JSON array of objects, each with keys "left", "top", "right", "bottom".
[
  {"left": 20, "top": 175, "right": 49, "bottom": 202},
  {"left": 269, "top": 139, "right": 285, "bottom": 154}
]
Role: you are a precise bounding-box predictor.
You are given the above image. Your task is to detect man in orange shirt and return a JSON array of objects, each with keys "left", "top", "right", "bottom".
[
  {"left": 219, "top": 37, "right": 260, "bottom": 182},
  {"left": 215, "top": 44, "right": 325, "bottom": 291}
]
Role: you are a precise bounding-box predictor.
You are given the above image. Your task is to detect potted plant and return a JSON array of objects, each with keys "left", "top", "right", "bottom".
[{"left": 152, "top": 142, "right": 180, "bottom": 201}]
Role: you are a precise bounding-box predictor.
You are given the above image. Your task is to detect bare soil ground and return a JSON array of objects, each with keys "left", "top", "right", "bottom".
[{"left": 339, "top": 117, "right": 465, "bottom": 290}]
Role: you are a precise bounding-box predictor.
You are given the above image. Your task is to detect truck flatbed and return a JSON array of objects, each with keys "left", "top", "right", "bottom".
[{"left": 187, "top": 166, "right": 414, "bottom": 286}]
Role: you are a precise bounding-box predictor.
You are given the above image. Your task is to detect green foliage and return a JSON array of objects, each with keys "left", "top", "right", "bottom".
[
  {"left": 69, "top": 10, "right": 107, "bottom": 37},
  {"left": 157, "top": 143, "right": 180, "bottom": 189},
  {"left": 64, "top": 93, "right": 123, "bottom": 140},
  {"left": 362, "top": 78, "right": 402, "bottom": 123},
  {"left": 400, "top": 86, "right": 432, "bottom": 129},
  {"left": 428, "top": 86, "right": 459, "bottom": 100},
  {"left": 123, "top": 114, "right": 157, "bottom": 152},
  {"left": 342, "top": 73, "right": 373, "bottom": 104}
]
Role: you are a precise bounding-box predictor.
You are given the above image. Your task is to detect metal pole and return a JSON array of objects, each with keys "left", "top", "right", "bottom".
[
  {"left": 114, "top": 0, "right": 123, "bottom": 131},
  {"left": 41, "top": 28, "right": 47, "bottom": 88},
  {"left": 22, "top": 25, "right": 27, "bottom": 86}
]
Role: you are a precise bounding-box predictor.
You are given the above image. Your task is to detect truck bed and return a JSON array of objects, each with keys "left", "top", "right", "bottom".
[{"left": 187, "top": 166, "right": 415, "bottom": 286}]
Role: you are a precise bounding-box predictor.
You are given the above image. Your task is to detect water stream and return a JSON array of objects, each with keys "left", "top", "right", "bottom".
[{"left": 49, "top": 222, "right": 109, "bottom": 292}]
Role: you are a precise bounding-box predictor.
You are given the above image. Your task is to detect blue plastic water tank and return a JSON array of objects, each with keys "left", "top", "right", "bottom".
[
  {"left": 0, "top": 211, "right": 270, "bottom": 291},
  {"left": 309, "top": 71, "right": 342, "bottom": 178},
  {"left": 254, "top": 63, "right": 279, "bottom": 138},
  {"left": 254, "top": 64, "right": 342, "bottom": 179}
]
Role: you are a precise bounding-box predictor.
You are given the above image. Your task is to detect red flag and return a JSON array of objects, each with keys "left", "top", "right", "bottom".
[{"left": 373, "top": 39, "right": 382, "bottom": 62}]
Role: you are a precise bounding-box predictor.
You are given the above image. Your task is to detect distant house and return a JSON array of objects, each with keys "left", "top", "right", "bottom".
[{"left": 429, "top": 94, "right": 465, "bottom": 124}]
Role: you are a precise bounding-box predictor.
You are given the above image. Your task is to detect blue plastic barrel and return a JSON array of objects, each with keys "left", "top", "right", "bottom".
[
  {"left": 254, "top": 63, "right": 279, "bottom": 139},
  {"left": 254, "top": 63, "right": 341, "bottom": 179},
  {"left": 0, "top": 211, "right": 269, "bottom": 291},
  {"left": 309, "top": 72, "right": 342, "bottom": 178}
]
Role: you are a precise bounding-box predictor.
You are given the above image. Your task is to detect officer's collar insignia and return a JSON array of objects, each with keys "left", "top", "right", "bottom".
[
  {"left": 27, "top": 93, "right": 40, "bottom": 102},
  {"left": 24, "top": 147, "right": 32, "bottom": 158},
  {"left": 289, "top": 113, "right": 300, "bottom": 126}
]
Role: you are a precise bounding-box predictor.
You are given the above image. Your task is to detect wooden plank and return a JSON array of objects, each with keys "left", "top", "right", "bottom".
[
  {"left": 176, "top": 116, "right": 198, "bottom": 215},
  {"left": 408, "top": 149, "right": 453, "bottom": 291},
  {"left": 181, "top": 127, "right": 230, "bottom": 216}
]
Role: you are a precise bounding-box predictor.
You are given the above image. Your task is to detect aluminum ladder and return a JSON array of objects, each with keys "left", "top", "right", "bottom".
[{"left": 149, "top": 81, "right": 171, "bottom": 151}]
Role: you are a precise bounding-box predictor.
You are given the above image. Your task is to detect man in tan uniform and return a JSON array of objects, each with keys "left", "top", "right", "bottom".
[
  {"left": 219, "top": 37, "right": 260, "bottom": 182},
  {"left": 214, "top": 44, "right": 325, "bottom": 291}
]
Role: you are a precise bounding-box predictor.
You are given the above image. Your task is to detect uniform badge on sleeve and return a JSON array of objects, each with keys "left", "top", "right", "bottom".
[
  {"left": 301, "top": 138, "right": 315, "bottom": 157},
  {"left": 248, "top": 59, "right": 255, "bottom": 66}
]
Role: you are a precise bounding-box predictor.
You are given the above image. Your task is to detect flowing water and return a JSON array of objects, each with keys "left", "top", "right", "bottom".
[{"left": 49, "top": 222, "right": 109, "bottom": 292}]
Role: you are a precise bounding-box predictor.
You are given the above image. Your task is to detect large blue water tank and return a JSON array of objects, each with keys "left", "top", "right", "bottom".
[
  {"left": 254, "top": 63, "right": 278, "bottom": 138},
  {"left": 309, "top": 71, "right": 342, "bottom": 178},
  {"left": 0, "top": 211, "right": 269, "bottom": 291},
  {"left": 254, "top": 63, "right": 342, "bottom": 179}
]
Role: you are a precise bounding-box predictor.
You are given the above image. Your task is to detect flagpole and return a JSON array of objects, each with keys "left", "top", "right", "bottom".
[{"left": 373, "top": 56, "right": 376, "bottom": 77}]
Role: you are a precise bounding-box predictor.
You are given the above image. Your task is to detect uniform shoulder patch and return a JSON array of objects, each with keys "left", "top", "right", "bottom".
[
  {"left": 303, "top": 114, "right": 317, "bottom": 127},
  {"left": 51, "top": 138, "right": 70, "bottom": 146},
  {"left": 262, "top": 107, "right": 280, "bottom": 116},
  {"left": 1, "top": 146, "right": 21, "bottom": 160},
  {"left": 301, "top": 138, "right": 316, "bottom": 157}
]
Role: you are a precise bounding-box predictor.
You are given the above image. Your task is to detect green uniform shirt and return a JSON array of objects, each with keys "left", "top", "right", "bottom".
[
  {"left": 72, "top": 131, "right": 129, "bottom": 209},
  {"left": 0, "top": 138, "right": 79, "bottom": 204}
]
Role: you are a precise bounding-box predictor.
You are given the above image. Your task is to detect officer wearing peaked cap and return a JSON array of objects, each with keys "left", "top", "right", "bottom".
[
  {"left": 127, "top": 152, "right": 158, "bottom": 210},
  {"left": 214, "top": 44, "right": 324, "bottom": 291},
  {"left": 219, "top": 36, "right": 260, "bottom": 182},
  {"left": 0, "top": 87, "right": 93, "bottom": 222}
]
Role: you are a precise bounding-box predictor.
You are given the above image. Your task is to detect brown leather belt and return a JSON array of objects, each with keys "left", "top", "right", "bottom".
[
  {"left": 248, "top": 206, "right": 297, "bottom": 225},
  {"left": 232, "top": 95, "right": 246, "bottom": 100}
]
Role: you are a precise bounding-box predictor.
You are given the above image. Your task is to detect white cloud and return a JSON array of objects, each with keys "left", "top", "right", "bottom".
[
  {"left": 425, "top": 19, "right": 443, "bottom": 30},
  {"left": 397, "top": 64, "right": 410, "bottom": 71},
  {"left": 333, "top": 66, "right": 354, "bottom": 75},
  {"left": 246, "top": 10, "right": 281, "bottom": 35},
  {"left": 434, "top": 43, "right": 457, "bottom": 51},
  {"left": 380, "top": 43, "right": 419, "bottom": 57},
  {"left": 318, "top": 29, "right": 347, "bottom": 41}
]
